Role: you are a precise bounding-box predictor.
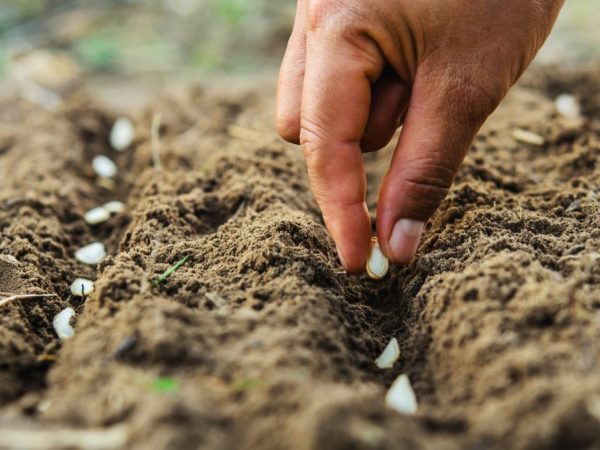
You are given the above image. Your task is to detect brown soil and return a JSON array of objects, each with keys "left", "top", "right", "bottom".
[{"left": 0, "top": 65, "right": 599, "bottom": 450}]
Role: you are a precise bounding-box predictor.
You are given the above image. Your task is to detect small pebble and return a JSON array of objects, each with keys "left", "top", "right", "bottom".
[
  {"left": 1, "top": 254, "right": 19, "bottom": 265},
  {"left": 103, "top": 200, "right": 125, "bottom": 214},
  {"left": 53, "top": 307, "right": 75, "bottom": 340},
  {"left": 366, "top": 237, "right": 389, "bottom": 280},
  {"left": 84, "top": 206, "right": 110, "bottom": 225},
  {"left": 75, "top": 242, "right": 106, "bottom": 265},
  {"left": 512, "top": 128, "right": 544, "bottom": 146},
  {"left": 92, "top": 155, "right": 118, "bottom": 178},
  {"left": 375, "top": 337, "right": 400, "bottom": 369},
  {"left": 70, "top": 278, "right": 94, "bottom": 296},
  {"left": 110, "top": 117, "right": 135, "bottom": 151},
  {"left": 555, "top": 94, "right": 581, "bottom": 120},
  {"left": 385, "top": 374, "right": 418, "bottom": 415}
]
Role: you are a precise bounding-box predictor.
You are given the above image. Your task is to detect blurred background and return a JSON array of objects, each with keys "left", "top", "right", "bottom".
[{"left": 0, "top": 0, "right": 597, "bottom": 109}]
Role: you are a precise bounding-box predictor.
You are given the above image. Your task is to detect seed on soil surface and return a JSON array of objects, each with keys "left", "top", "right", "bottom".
[
  {"left": 555, "top": 94, "right": 581, "bottom": 120},
  {"left": 75, "top": 242, "right": 106, "bottom": 265},
  {"left": 110, "top": 117, "right": 135, "bottom": 151},
  {"left": 84, "top": 206, "right": 111, "bottom": 225},
  {"left": 70, "top": 278, "right": 94, "bottom": 296},
  {"left": 385, "top": 374, "right": 418, "bottom": 415},
  {"left": 375, "top": 337, "right": 400, "bottom": 369},
  {"left": 92, "top": 155, "right": 118, "bottom": 178},
  {"left": 366, "top": 237, "right": 389, "bottom": 280},
  {"left": 103, "top": 200, "right": 125, "bottom": 214},
  {"left": 512, "top": 128, "right": 545, "bottom": 146},
  {"left": 53, "top": 307, "right": 75, "bottom": 340}
]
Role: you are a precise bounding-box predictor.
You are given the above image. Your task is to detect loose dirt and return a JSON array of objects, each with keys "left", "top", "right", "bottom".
[{"left": 0, "top": 65, "right": 599, "bottom": 450}]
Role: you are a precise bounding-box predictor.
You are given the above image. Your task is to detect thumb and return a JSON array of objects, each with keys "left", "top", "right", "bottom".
[{"left": 377, "top": 71, "right": 501, "bottom": 264}]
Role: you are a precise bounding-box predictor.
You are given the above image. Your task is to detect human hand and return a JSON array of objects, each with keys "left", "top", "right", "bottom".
[{"left": 276, "top": 0, "right": 563, "bottom": 272}]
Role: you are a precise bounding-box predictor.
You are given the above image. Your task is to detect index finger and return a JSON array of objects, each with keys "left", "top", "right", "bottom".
[{"left": 300, "top": 19, "right": 384, "bottom": 272}]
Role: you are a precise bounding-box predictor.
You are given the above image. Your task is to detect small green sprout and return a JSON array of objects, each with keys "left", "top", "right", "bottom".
[
  {"left": 153, "top": 256, "right": 189, "bottom": 286},
  {"left": 152, "top": 377, "right": 179, "bottom": 394}
]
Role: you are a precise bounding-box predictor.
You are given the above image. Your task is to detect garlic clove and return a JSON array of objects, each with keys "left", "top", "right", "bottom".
[
  {"left": 70, "top": 278, "right": 94, "bottom": 296},
  {"left": 103, "top": 200, "right": 125, "bottom": 214},
  {"left": 75, "top": 242, "right": 106, "bottom": 265},
  {"left": 84, "top": 206, "right": 110, "bottom": 225},
  {"left": 53, "top": 307, "right": 75, "bottom": 340},
  {"left": 375, "top": 337, "right": 400, "bottom": 369},
  {"left": 385, "top": 374, "right": 418, "bottom": 415},
  {"left": 366, "top": 237, "right": 389, "bottom": 280},
  {"left": 92, "top": 155, "right": 118, "bottom": 178},
  {"left": 110, "top": 117, "right": 135, "bottom": 151}
]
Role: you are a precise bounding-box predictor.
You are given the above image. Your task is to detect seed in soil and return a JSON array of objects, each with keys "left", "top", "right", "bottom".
[
  {"left": 70, "top": 278, "right": 94, "bottom": 296},
  {"left": 512, "top": 128, "right": 545, "bottom": 146},
  {"left": 385, "top": 374, "right": 418, "bottom": 415},
  {"left": 103, "top": 201, "right": 125, "bottom": 214},
  {"left": 75, "top": 242, "right": 106, "bottom": 265},
  {"left": 53, "top": 307, "right": 75, "bottom": 340},
  {"left": 366, "top": 237, "right": 389, "bottom": 280},
  {"left": 555, "top": 94, "right": 581, "bottom": 120},
  {"left": 84, "top": 206, "right": 111, "bottom": 225},
  {"left": 92, "top": 155, "right": 118, "bottom": 178},
  {"left": 375, "top": 337, "right": 400, "bottom": 369},
  {"left": 110, "top": 117, "right": 135, "bottom": 151}
]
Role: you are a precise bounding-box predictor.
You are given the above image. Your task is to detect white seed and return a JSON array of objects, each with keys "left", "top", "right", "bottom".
[
  {"left": 110, "top": 117, "right": 135, "bottom": 151},
  {"left": 555, "top": 94, "right": 581, "bottom": 120},
  {"left": 512, "top": 128, "right": 544, "bottom": 146},
  {"left": 92, "top": 155, "right": 118, "bottom": 178},
  {"left": 84, "top": 206, "right": 110, "bottom": 225},
  {"left": 75, "top": 242, "right": 106, "bottom": 265},
  {"left": 385, "top": 374, "right": 418, "bottom": 415},
  {"left": 103, "top": 200, "right": 125, "bottom": 214},
  {"left": 53, "top": 307, "right": 75, "bottom": 340},
  {"left": 70, "top": 278, "right": 94, "bottom": 296},
  {"left": 366, "top": 237, "right": 389, "bottom": 280},
  {"left": 375, "top": 337, "right": 400, "bottom": 369}
]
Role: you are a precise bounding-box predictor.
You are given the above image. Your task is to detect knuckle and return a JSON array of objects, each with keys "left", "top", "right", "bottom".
[
  {"left": 404, "top": 156, "right": 456, "bottom": 191},
  {"left": 306, "top": 0, "right": 365, "bottom": 33},
  {"left": 395, "top": 157, "right": 456, "bottom": 219},
  {"left": 299, "top": 115, "right": 330, "bottom": 154},
  {"left": 425, "top": 64, "right": 505, "bottom": 128},
  {"left": 306, "top": 0, "right": 339, "bottom": 30},
  {"left": 299, "top": 121, "right": 324, "bottom": 167}
]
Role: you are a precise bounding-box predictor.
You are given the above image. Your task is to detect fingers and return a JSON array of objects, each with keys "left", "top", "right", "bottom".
[
  {"left": 361, "top": 68, "right": 410, "bottom": 153},
  {"left": 377, "top": 71, "right": 500, "bottom": 264},
  {"left": 276, "top": 1, "right": 307, "bottom": 143},
  {"left": 301, "top": 19, "right": 385, "bottom": 272}
]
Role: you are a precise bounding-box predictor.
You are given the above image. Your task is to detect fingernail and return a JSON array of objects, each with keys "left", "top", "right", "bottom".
[
  {"left": 336, "top": 245, "right": 348, "bottom": 271},
  {"left": 389, "top": 219, "right": 424, "bottom": 264}
]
